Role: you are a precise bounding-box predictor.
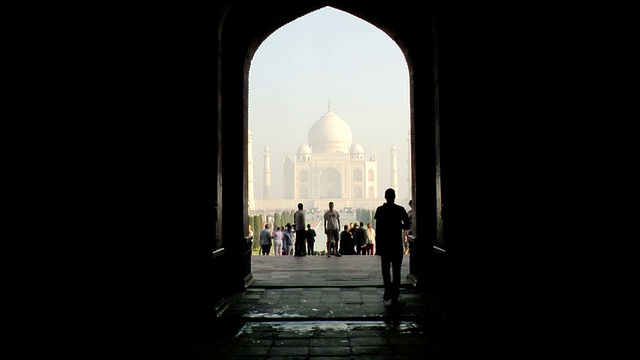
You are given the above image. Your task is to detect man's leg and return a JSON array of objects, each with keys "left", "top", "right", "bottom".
[
  {"left": 294, "top": 230, "right": 302, "bottom": 256},
  {"left": 325, "top": 232, "right": 330, "bottom": 256},
  {"left": 297, "top": 230, "right": 306, "bottom": 255},
  {"left": 334, "top": 231, "right": 342, "bottom": 256},
  {"left": 391, "top": 254, "right": 403, "bottom": 302},
  {"left": 381, "top": 255, "right": 392, "bottom": 301},
  {"left": 328, "top": 231, "right": 336, "bottom": 256}
]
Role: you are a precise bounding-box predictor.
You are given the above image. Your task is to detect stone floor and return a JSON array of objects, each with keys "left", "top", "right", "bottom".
[{"left": 187, "top": 254, "right": 450, "bottom": 359}]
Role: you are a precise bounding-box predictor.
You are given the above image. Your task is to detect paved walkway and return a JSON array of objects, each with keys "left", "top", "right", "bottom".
[
  {"left": 249, "top": 253, "right": 408, "bottom": 287},
  {"left": 188, "top": 254, "right": 450, "bottom": 359}
]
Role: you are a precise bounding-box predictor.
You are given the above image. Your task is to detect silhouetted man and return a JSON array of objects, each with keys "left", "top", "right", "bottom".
[
  {"left": 323, "top": 201, "right": 341, "bottom": 257},
  {"left": 374, "top": 188, "right": 410, "bottom": 303},
  {"left": 293, "top": 202, "right": 307, "bottom": 256},
  {"left": 354, "top": 221, "right": 368, "bottom": 255}
]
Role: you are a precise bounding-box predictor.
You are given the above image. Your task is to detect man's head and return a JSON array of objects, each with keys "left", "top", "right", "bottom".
[
  {"left": 328, "top": 201, "right": 334, "bottom": 209},
  {"left": 384, "top": 188, "right": 396, "bottom": 202},
  {"left": 298, "top": 203, "right": 303, "bottom": 210},
  {"left": 307, "top": 224, "right": 311, "bottom": 229}
]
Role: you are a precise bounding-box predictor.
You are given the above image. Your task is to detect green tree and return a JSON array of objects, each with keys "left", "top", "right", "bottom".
[
  {"left": 274, "top": 212, "right": 281, "bottom": 228},
  {"left": 251, "top": 214, "right": 262, "bottom": 251}
]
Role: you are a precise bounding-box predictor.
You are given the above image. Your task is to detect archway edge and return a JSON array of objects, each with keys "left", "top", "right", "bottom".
[{"left": 218, "top": 3, "right": 438, "bottom": 289}]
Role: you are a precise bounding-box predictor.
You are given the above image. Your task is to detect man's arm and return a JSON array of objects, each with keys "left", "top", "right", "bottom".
[{"left": 401, "top": 207, "right": 411, "bottom": 230}]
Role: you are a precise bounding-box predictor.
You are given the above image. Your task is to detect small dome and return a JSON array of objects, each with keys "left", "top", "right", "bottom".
[
  {"left": 351, "top": 142, "right": 364, "bottom": 154},
  {"left": 297, "top": 143, "right": 312, "bottom": 154},
  {"left": 308, "top": 111, "right": 353, "bottom": 154}
]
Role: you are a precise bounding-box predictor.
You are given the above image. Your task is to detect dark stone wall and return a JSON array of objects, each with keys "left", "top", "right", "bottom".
[
  {"left": 7, "top": 8, "right": 633, "bottom": 357},
  {"left": 9, "top": 14, "right": 224, "bottom": 357},
  {"left": 434, "top": 14, "right": 634, "bottom": 356}
]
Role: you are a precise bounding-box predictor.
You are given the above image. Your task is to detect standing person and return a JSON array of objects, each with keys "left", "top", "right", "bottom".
[
  {"left": 305, "top": 223, "right": 316, "bottom": 256},
  {"left": 284, "top": 223, "right": 295, "bottom": 256},
  {"left": 339, "top": 224, "right": 355, "bottom": 255},
  {"left": 272, "top": 225, "right": 284, "bottom": 256},
  {"left": 365, "top": 223, "right": 376, "bottom": 255},
  {"left": 374, "top": 188, "right": 411, "bottom": 304},
  {"left": 259, "top": 223, "right": 273, "bottom": 256},
  {"left": 323, "top": 201, "right": 341, "bottom": 257},
  {"left": 354, "top": 221, "right": 368, "bottom": 255},
  {"left": 293, "top": 203, "right": 307, "bottom": 256}
]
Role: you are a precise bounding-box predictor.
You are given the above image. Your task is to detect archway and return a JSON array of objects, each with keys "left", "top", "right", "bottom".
[
  {"left": 245, "top": 6, "right": 418, "bottom": 260},
  {"left": 218, "top": 3, "right": 439, "bottom": 292}
]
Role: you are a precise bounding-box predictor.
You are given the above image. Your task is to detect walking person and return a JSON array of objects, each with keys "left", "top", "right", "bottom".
[
  {"left": 259, "top": 223, "right": 273, "bottom": 256},
  {"left": 284, "top": 223, "right": 295, "bottom": 256},
  {"left": 305, "top": 223, "right": 316, "bottom": 256},
  {"left": 374, "top": 188, "right": 411, "bottom": 304},
  {"left": 294, "top": 203, "right": 307, "bottom": 256},
  {"left": 272, "top": 225, "right": 284, "bottom": 256},
  {"left": 365, "top": 223, "right": 376, "bottom": 255},
  {"left": 323, "top": 201, "right": 341, "bottom": 257},
  {"left": 354, "top": 221, "right": 368, "bottom": 255}
]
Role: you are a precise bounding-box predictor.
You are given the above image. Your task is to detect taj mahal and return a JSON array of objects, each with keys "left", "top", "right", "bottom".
[{"left": 248, "top": 108, "right": 405, "bottom": 212}]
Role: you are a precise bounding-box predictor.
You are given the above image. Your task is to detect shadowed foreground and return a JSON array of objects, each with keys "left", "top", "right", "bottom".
[{"left": 188, "top": 254, "right": 450, "bottom": 359}]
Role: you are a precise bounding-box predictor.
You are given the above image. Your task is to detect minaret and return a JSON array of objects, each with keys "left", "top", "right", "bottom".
[
  {"left": 248, "top": 129, "right": 255, "bottom": 210},
  {"left": 390, "top": 144, "right": 399, "bottom": 194},
  {"left": 263, "top": 146, "right": 271, "bottom": 199}
]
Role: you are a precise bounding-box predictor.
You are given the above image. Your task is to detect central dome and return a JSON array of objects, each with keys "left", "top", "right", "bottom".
[{"left": 308, "top": 111, "right": 353, "bottom": 154}]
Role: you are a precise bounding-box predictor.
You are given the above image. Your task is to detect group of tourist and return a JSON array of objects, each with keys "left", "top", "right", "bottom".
[
  {"left": 255, "top": 189, "right": 412, "bottom": 304},
  {"left": 256, "top": 202, "right": 379, "bottom": 257},
  {"left": 257, "top": 203, "right": 318, "bottom": 256},
  {"left": 328, "top": 220, "right": 377, "bottom": 256}
]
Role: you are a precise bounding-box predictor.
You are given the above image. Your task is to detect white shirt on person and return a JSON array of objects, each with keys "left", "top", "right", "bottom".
[
  {"left": 323, "top": 209, "right": 340, "bottom": 231},
  {"left": 294, "top": 210, "right": 306, "bottom": 231},
  {"left": 273, "top": 229, "right": 284, "bottom": 242}
]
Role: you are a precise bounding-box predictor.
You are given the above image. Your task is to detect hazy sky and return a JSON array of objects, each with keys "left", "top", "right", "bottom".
[{"left": 249, "top": 6, "right": 411, "bottom": 201}]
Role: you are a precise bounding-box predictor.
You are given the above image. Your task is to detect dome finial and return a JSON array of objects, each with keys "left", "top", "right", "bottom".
[{"left": 328, "top": 99, "right": 331, "bottom": 112}]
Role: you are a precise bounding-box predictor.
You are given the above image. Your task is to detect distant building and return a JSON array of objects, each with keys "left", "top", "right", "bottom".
[{"left": 250, "top": 108, "right": 401, "bottom": 212}]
